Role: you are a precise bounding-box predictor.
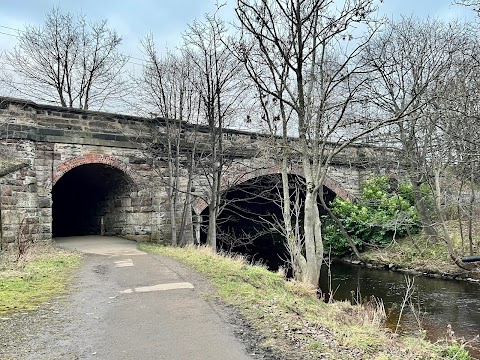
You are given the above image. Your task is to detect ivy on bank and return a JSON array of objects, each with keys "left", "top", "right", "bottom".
[{"left": 323, "top": 176, "right": 421, "bottom": 256}]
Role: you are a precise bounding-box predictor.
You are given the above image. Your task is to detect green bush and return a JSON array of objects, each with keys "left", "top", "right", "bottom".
[
  {"left": 442, "top": 342, "right": 472, "bottom": 360},
  {"left": 323, "top": 176, "right": 420, "bottom": 256}
]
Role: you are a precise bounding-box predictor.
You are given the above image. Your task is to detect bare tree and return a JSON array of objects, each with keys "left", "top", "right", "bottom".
[
  {"left": 364, "top": 17, "right": 479, "bottom": 268},
  {"left": 133, "top": 11, "right": 249, "bottom": 250},
  {"left": 454, "top": 0, "right": 480, "bottom": 13},
  {"left": 362, "top": 18, "right": 442, "bottom": 240},
  {"left": 2, "top": 7, "right": 128, "bottom": 110},
  {"left": 451, "top": 97, "right": 480, "bottom": 257},
  {"left": 236, "top": 0, "right": 386, "bottom": 287},
  {"left": 135, "top": 38, "right": 200, "bottom": 246},
  {"left": 182, "top": 12, "right": 244, "bottom": 250},
  {"left": 433, "top": 32, "right": 480, "bottom": 259}
]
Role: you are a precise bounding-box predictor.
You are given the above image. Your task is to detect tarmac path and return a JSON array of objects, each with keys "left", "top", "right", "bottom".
[{"left": 47, "top": 236, "right": 259, "bottom": 360}]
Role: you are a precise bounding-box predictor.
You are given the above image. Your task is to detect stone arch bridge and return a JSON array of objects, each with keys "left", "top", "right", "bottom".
[{"left": 0, "top": 98, "right": 395, "bottom": 244}]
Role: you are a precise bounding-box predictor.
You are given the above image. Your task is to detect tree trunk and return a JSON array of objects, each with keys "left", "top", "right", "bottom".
[
  {"left": 194, "top": 214, "right": 202, "bottom": 245},
  {"left": 303, "top": 189, "right": 323, "bottom": 286},
  {"left": 457, "top": 180, "right": 465, "bottom": 254},
  {"left": 169, "top": 184, "right": 178, "bottom": 246},
  {"left": 433, "top": 169, "right": 473, "bottom": 270},
  {"left": 178, "top": 152, "right": 195, "bottom": 245},
  {"left": 167, "top": 121, "right": 178, "bottom": 247},
  {"left": 207, "top": 203, "right": 217, "bottom": 250},
  {"left": 411, "top": 180, "right": 438, "bottom": 241},
  {"left": 468, "top": 169, "right": 475, "bottom": 256},
  {"left": 281, "top": 159, "right": 306, "bottom": 281}
]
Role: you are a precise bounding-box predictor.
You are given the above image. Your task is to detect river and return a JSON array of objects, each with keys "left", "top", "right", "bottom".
[{"left": 319, "top": 262, "right": 480, "bottom": 357}]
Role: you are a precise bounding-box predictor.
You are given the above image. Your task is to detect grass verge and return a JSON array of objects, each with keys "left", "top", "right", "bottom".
[
  {"left": 0, "top": 243, "right": 82, "bottom": 314},
  {"left": 140, "top": 243, "right": 469, "bottom": 360}
]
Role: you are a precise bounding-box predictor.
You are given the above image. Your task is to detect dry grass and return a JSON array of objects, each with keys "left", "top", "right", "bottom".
[
  {"left": 284, "top": 279, "right": 318, "bottom": 297},
  {"left": 140, "top": 243, "right": 466, "bottom": 359}
]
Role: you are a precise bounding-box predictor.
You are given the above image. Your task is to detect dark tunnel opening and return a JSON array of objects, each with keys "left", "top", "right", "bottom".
[
  {"left": 52, "top": 163, "right": 133, "bottom": 238},
  {"left": 199, "top": 174, "right": 337, "bottom": 272}
]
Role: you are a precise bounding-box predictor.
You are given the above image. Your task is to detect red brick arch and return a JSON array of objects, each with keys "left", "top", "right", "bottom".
[
  {"left": 193, "top": 166, "right": 353, "bottom": 214},
  {"left": 47, "top": 153, "right": 140, "bottom": 190}
]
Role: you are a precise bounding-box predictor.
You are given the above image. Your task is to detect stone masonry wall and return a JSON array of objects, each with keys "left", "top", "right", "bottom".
[
  {"left": 0, "top": 138, "right": 172, "bottom": 244},
  {"left": 0, "top": 140, "right": 44, "bottom": 245},
  {"left": 0, "top": 98, "right": 391, "bottom": 245}
]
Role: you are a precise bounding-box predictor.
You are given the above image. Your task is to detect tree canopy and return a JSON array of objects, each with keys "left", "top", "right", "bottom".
[{"left": 3, "top": 7, "right": 128, "bottom": 110}]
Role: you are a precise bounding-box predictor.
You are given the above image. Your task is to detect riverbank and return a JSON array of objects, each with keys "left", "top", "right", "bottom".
[
  {"left": 140, "top": 243, "right": 470, "bottom": 360},
  {"left": 356, "top": 232, "right": 480, "bottom": 283}
]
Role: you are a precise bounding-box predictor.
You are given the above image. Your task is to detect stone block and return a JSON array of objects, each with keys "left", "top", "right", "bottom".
[
  {"left": 38, "top": 233, "right": 51, "bottom": 241},
  {"left": 92, "top": 133, "right": 116, "bottom": 141},
  {"left": 126, "top": 213, "right": 151, "bottom": 225},
  {"left": 39, "top": 197, "right": 52, "bottom": 209},
  {"left": 131, "top": 197, "right": 152, "bottom": 207},
  {"left": 36, "top": 143, "right": 53, "bottom": 151},
  {"left": 38, "top": 128, "right": 64, "bottom": 137},
  {"left": 1, "top": 196, "right": 16, "bottom": 205},
  {"left": 0, "top": 210, "right": 22, "bottom": 224},
  {"left": 40, "top": 208, "right": 52, "bottom": 217},
  {"left": 5, "top": 170, "right": 22, "bottom": 184},
  {"left": 15, "top": 192, "right": 37, "bottom": 207},
  {"left": 27, "top": 184, "right": 37, "bottom": 192},
  {"left": 1, "top": 230, "right": 15, "bottom": 240},
  {"left": 25, "top": 216, "right": 39, "bottom": 225},
  {"left": 40, "top": 224, "right": 52, "bottom": 233},
  {"left": 137, "top": 189, "right": 150, "bottom": 197},
  {"left": 128, "top": 156, "right": 147, "bottom": 165}
]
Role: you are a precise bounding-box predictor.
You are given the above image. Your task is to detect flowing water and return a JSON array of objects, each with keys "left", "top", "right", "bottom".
[{"left": 319, "top": 262, "right": 480, "bottom": 357}]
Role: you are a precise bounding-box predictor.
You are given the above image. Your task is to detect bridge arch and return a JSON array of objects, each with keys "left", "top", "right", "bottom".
[
  {"left": 193, "top": 165, "right": 353, "bottom": 215},
  {"left": 195, "top": 168, "right": 345, "bottom": 269},
  {"left": 51, "top": 153, "right": 140, "bottom": 189},
  {"left": 51, "top": 154, "right": 143, "bottom": 238}
]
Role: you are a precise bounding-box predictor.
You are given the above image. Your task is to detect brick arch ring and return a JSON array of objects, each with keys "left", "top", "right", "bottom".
[
  {"left": 193, "top": 165, "right": 354, "bottom": 215},
  {"left": 46, "top": 153, "right": 141, "bottom": 191}
]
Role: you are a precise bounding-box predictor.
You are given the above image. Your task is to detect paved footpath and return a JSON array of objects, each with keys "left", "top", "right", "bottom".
[{"left": 51, "top": 236, "right": 257, "bottom": 360}]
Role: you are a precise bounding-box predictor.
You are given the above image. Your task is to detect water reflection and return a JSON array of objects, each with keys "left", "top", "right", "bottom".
[{"left": 319, "top": 262, "right": 480, "bottom": 355}]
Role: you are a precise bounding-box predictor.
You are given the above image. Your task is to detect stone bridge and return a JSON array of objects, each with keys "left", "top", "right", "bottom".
[{"left": 0, "top": 98, "right": 395, "bottom": 244}]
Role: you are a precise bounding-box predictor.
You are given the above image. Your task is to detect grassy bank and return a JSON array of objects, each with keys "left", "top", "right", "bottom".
[
  {"left": 362, "top": 224, "right": 480, "bottom": 279},
  {"left": 0, "top": 243, "right": 82, "bottom": 314},
  {"left": 140, "top": 243, "right": 468, "bottom": 359},
  {"left": 362, "top": 236, "right": 459, "bottom": 274}
]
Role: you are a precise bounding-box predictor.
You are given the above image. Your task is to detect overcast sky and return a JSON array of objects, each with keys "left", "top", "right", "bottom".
[{"left": 0, "top": 0, "right": 476, "bottom": 63}]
